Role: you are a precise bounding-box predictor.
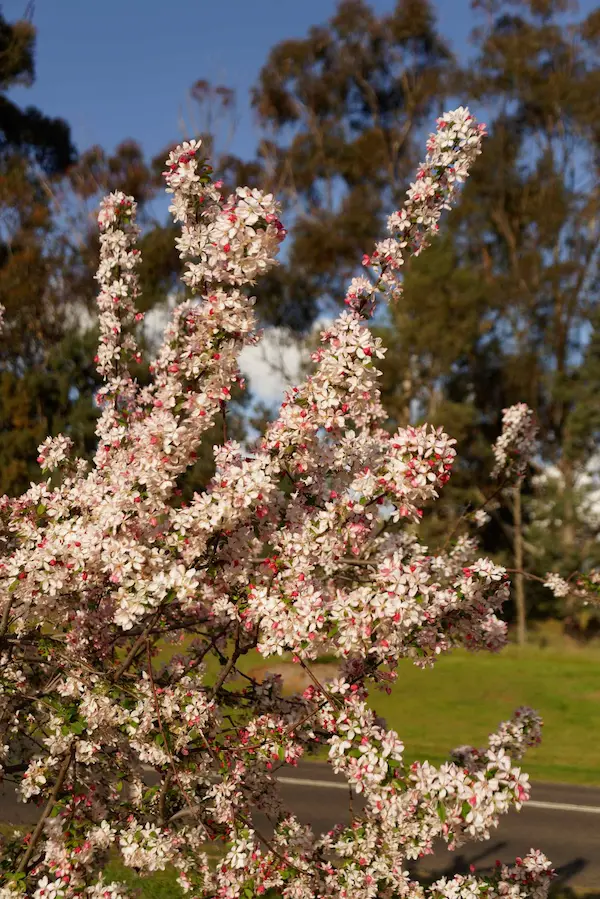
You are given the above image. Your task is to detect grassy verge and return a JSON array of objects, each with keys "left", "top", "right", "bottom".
[
  {"left": 102, "top": 863, "right": 182, "bottom": 899},
  {"left": 157, "top": 637, "right": 600, "bottom": 785},
  {"left": 237, "top": 643, "right": 600, "bottom": 786},
  {"left": 367, "top": 645, "right": 600, "bottom": 786},
  {"left": 97, "top": 863, "right": 600, "bottom": 898}
]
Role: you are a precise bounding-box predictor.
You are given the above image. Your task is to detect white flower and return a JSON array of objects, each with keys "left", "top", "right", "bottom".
[{"left": 544, "top": 573, "right": 570, "bottom": 598}]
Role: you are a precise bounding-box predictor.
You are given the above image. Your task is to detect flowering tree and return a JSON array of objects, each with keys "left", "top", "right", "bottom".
[{"left": 0, "top": 110, "right": 555, "bottom": 899}]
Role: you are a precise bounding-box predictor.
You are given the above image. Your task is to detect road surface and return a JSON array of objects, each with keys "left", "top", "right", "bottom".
[
  {"left": 275, "top": 764, "right": 600, "bottom": 890},
  {"left": 2, "top": 762, "right": 599, "bottom": 888}
]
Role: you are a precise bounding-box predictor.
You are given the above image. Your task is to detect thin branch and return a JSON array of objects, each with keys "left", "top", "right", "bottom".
[
  {"left": 474, "top": 487, "right": 542, "bottom": 558},
  {"left": 251, "top": 820, "right": 309, "bottom": 876},
  {"left": 338, "top": 557, "right": 377, "bottom": 568},
  {"left": 299, "top": 659, "right": 342, "bottom": 709},
  {"left": 159, "top": 771, "right": 173, "bottom": 825},
  {"left": 112, "top": 610, "right": 162, "bottom": 682},
  {"left": 220, "top": 399, "right": 228, "bottom": 444},
  {"left": 146, "top": 640, "right": 200, "bottom": 822},
  {"left": 441, "top": 477, "right": 510, "bottom": 553},
  {"left": 17, "top": 747, "right": 74, "bottom": 875},
  {"left": 0, "top": 596, "right": 14, "bottom": 638},
  {"left": 210, "top": 623, "right": 242, "bottom": 698}
]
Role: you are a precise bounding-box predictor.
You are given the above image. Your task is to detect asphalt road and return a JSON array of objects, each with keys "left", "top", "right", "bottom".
[{"left": 2, "top": 762, "right": 599, "bottom": 889}]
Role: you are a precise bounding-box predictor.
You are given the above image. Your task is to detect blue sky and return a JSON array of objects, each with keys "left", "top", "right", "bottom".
[
  {"left": 3, "top": 0, "right": 596, "bottom": 404},
  {"left": 4, "top": 0, "right": 475, "bottom": 164},
  {"left": 1, "top": 0, "right": 484, "bottom": 404}
]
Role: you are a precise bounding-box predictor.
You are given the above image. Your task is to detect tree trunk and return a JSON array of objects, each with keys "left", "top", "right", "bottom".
[
  {"left": 560, "top": 457, "right": 576, "bottom": 554},
  {"left": 513, "top": 483, "right": 527, "bottom": 646},
  {"left": 400, "top": 367, "right": 412, "bottom": 427}
]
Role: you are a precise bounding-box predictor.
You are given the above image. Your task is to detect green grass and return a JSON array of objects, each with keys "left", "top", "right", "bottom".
[
  {"left": 98, "top": 863, "right": 600, "bottom": 898},
  {"left": 157, "top": 637, "right": 600, "bottom": 785},
  {"left": 228, "top": 642, "right": 600, "bottom": 785},
  {"left": 354, "top": 645, "right": 600, "bottom": 786},
  {"left": 102, "top": 863, "right": 182, "bottom": 899}
]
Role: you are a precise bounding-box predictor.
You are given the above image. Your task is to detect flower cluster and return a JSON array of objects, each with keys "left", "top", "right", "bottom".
[
  {"left": 492, "top": 403, "right": 538, "bottom": 482},
  {"left": 473, "top": 509, "right": 490, "bottom": 528},
  {"left": 544, "top": 569, "right": 600, "bottom": 604},
  {"left": 543, "top": 572, "right": 571, "bottom": 599},
  {"left": 430, "top": 851, "right": 554, "bottom": 899},
  {"left": 164, "top": 139, "right": 285, "bottom": 292},
  {"left": 95, "top": 191, "right": 143, "bottom": 379},
  {"left": 36, "top": 436, "right": 75, "bottom": 473},
  {"left": 349, "top": 107, "right": 486, "bottom": 316},
  {"left": 0, "top": 112, "right": 553, "bottom": 899}
]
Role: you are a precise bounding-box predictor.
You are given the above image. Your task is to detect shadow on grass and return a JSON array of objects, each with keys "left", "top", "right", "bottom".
[{"left": 103, "top": 849, "right": 597, "bottom": 899}]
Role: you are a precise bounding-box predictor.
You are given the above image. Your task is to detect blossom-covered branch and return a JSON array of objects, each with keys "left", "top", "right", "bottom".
[
  {"left": 347, "top": 107, "right": 486, "bottom": 317},
  {"left": 492, "top": 403, "right": 538, "bottom": 483}
]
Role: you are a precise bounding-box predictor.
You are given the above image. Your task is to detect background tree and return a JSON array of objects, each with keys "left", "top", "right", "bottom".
[
  {"left": 238, "top": 0, "right": 600, "bottom": 638},
  {"left": 378, "top": 0, "right": 600, "bottom": 635},
  {"left": 0, "top": 9, "right": 79, "bottom": 494},
  {"left": 0, "top": 16, "right": 250, "bottom": 497},
  {"left": 248, "top": 0, "right": 453, "bottom": 332}
]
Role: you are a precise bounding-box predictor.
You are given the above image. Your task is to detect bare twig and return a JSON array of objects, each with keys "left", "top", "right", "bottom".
[
  {"left": 146, "top": 640, "right": 200, "bottom": 822},
  {"left": 210, "top": 623, "right": 242, "bottom": 698},
  {"left": 159, "top": 771, "right": 173, "bottom": 824},
  {"left": 441, "top": 478, "right": 509, "bottom": 553},
  {"left": 220, "top": 399, "right": 228, "bottom": 444},
  {"left": 299, "top": 659, "right": 342, "bottom": 709},
  {"left": 112, "top": 610, "right": 162, "bottom": 682},
  {"left": 0, "top": 596, "right": 15, "bottom": 637},
  {"left": 17, "top": 747, "right": 74, "bottom": 875}
]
